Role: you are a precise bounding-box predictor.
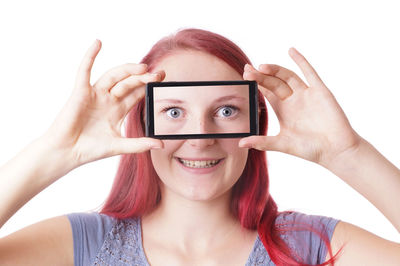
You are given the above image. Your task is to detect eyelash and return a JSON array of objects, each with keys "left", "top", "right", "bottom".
[
  {"left": 161, "top": 105, "right": 182, "bottom": 114},
  {"left": 214, "top": 105, "right": 239, "bottom": 117},
  {"left": 160, "top": 105, "right": 240, "bottom": 117}
]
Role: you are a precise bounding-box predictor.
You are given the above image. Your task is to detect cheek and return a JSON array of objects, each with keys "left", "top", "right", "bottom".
[
  {"left": 220, "top": 139, "right": 248, "bottom": 169},
  {"left": 150, "top": 140, "right": 183, "bottom": 176},
  {"left": 150, "top": 149, "right": 165, "bottom": 170}
]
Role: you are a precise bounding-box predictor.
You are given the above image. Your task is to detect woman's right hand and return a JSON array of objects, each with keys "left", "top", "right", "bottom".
[{"left": 43, "top": 39, "right": 165, "bottom": 168}]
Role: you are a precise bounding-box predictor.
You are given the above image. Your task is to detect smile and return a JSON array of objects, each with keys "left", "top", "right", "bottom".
[{"left": 177, "top": 158, "right": 223, "bottom": 168}]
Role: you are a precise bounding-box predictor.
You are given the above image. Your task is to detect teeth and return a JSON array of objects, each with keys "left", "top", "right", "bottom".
[{"left": 179, "top": 158, "right": 220, "bottom": 168}]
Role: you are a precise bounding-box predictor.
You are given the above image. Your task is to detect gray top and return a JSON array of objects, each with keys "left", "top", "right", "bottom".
[{"left": 67, "top": 211, "right": 339, "bottom": 266}]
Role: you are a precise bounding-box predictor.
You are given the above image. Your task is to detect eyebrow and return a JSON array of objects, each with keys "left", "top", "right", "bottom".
[{"left": 154, "top": 95, "right": 247, "bottom": 104}]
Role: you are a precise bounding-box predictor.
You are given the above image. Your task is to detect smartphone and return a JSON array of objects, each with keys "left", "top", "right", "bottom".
[{"left": 145, "top": 80, "right": 259, "bottom": 139}]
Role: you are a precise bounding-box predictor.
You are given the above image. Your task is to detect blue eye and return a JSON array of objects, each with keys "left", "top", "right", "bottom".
[
  {"left": 166, "top": 108, "right": 182, "bottom": 118},
  {"left": 216, "top": 106, "right": 238, "bottom": 117}
]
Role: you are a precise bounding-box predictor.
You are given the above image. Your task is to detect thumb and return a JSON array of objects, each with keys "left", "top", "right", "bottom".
[
  {"left": 111, "top": 137, "right": 164, "bottom": 155},
  {"left": 238, "top": 135, "right": 289, "bottom": 153}
]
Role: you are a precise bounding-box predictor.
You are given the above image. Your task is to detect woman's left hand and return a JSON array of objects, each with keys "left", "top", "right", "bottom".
[{"left": 240, "top": 48, "right": 362, "bottom": 167}]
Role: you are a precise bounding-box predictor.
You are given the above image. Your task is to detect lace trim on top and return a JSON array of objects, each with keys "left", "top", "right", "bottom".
[
  {"left": 245, "top": 236, "right": 273, "bottom": 265},
  {"left": 92, "top": 218, "right": 149, "bottom": 266},
  {"left": 91, "top": 217, "right": 271, "bottom": 266}
]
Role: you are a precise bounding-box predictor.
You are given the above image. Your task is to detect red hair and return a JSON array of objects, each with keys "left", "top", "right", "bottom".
[{"left": 101, "top": 28, "right": 337, "bottom": 265}]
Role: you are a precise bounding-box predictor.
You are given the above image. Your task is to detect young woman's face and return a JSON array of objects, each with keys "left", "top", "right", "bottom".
[
  {"left": 153, "top": 84, "right": 250, "bottom": 135},
  {"left": 150, "top": 50, "right": 249, "bottom": 201}
]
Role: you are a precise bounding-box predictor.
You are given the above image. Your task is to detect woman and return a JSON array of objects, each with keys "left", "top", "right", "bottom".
[{"left": 0, "top": 28, "right": 399, "bottom": 265}]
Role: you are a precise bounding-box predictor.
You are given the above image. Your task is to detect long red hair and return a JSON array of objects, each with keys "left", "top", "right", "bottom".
[{"left": 101, "top": 28, "right": 336, "bottom": 265}]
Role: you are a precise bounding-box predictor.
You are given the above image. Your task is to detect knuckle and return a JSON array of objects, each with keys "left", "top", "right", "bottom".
[
  {"left": 100, "top": 69, "right": 119, "bottom": 84},
  {"left": 268, "top": 65, "right": 280, "bottom": 75},
  {"left": 260, "top": 64, "right": 276, "bottom": 73},
  {"left": 115, "top": 81, "right": 128, "bottom": 92},
  {"left": 107, "top": 72, "right": 121, "bottom": 84}
]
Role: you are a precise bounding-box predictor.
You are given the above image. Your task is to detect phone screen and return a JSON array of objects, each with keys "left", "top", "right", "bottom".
[{"left": 146, "top": 80, "right": 258, "bottom": 139}]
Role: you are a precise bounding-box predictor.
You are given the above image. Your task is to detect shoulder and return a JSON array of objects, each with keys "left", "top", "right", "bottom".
[
  {"left": 67, "top": 212, "right": 116, "bottom": 266},
  {"left": 275, "top": 211, "right": 339, "bottom": 230},
  {"left": 0, "top": 215, "right": 73, "bottom": 265},
  {"left": 67, "top": 212, "right": 146, "bottom": 266},
  {"left": 328, "top": 220, "right": 400, "bottom": 265},
  {"left": 275, "top": 211, "right": 340, "bottom": 264},
  {"left": 66, "top": 212, "right": 117, "bottom": 237}
]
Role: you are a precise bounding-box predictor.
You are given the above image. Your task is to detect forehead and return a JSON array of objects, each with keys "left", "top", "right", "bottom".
[
  {"left": 154, "top": 85, "right": 249, "bottom": 101},
  {"left": 152, "top": 49, "right": 243, "bottom": 82}
]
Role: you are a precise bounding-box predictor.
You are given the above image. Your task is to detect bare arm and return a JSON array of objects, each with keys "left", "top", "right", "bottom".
[
  {"left": 326, "top": 138, "right": 400, "bottom": 265},
  {"left": 242, "top": 48, "right": 400, "bottom": 264},
  {"left": 0, "top": 216, "right": 73, "bottom": 266},
  {"left": 329, "top": 221, "right": 400, "bottom": 265},
  {"left": 325, "top": 137, "right": 400, "bottom": 232},
  {"left": 0, "top": 136, "right": 75, "bottom": 229},
  {"left": 0, "top": 39, "right": 165, "bottom": 264}
]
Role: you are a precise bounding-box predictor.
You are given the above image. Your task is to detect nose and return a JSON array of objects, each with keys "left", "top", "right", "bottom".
[
  {"left": 198, "top": 118, "right": 207, "bottom": 133},
  {"left": 192, "top": 115, "right": 215, "bottom": 134},
  {"left": 186, "top": 139, "right": 215, "bottom": 149},
  {"left": 186, "top": 116, "right": 216, "bottom": 148},
  {"left": 186, "top": 137, "right": 215, "bottom": 149}
]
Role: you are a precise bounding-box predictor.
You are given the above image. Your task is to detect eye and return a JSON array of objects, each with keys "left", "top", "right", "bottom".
[
  {"left": 216, "top": 106, "right": 238, "bottom": 118},
  {"left": 165, "top": 107, "right": 182, "bottom": 119}
]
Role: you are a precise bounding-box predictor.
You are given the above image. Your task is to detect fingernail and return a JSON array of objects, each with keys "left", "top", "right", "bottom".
[
  {"left": 288, "top": 47, "right": 298, "bottom": 56},
  {"left": 244, "top": 64, "right": 252, "bottom": 71},
  {"left": 92, "top": 39, "right": 100, "bottom": 48},
  {"left": 151, "top": 146, "right": 162, "bottom": 149},
  {"left": 238, "top": 141, "right": 250, "bottom": 148},
  {"left": 151, "top": 144, "right": 163, "bottom": 149},
  {"left": 151, "top": 70, "right": 163, "bottom": 77}
]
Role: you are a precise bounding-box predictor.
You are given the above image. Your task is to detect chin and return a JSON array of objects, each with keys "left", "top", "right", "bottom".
[{"left": 177, "top": 183, "right": 231, "bottom": 202}]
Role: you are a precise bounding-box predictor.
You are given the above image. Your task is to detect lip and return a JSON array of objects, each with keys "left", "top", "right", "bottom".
[
  {"left": 174, "top": 157, "right": 225, "bottom": 174},
  {"left": 177, "top": 157, "right": 224, "bottom": 161}
]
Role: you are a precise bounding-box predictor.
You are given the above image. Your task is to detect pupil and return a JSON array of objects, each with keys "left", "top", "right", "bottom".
[
  {"left": 171, "top": 109, "right": 179, "bottom": 118},
  {"left": 222, "top": 108, "right": 232, "bottom": 116}
]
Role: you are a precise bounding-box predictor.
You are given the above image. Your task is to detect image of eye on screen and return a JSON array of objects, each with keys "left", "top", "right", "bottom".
[{"left": 145, "top": 80, "right": 259, "bottom": 139}]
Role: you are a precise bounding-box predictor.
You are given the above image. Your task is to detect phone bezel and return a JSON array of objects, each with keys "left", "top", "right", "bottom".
[{"left": 145, "top": 80, "right": 259, "bottom": 139}]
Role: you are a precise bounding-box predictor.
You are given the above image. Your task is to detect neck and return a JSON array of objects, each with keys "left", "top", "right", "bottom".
[{"left": 142, "top": 187, "right": 242, "bottom": 252}]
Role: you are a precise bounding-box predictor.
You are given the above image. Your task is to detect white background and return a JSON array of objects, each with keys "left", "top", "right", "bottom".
[{"left": 0, "top": 0, "right": 399, "bottom": 242}]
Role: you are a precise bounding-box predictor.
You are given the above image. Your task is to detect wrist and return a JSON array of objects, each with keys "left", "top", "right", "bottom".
[
  {"left": 30, "top": 135, "right": 79, "bottom": 182},
  {"left": 319, "top": 137, "right": 376, "bottom": 182},
  {"left": 319, "top": 135, "right": 367, "bottom": 174},
  {"left": 0, "top": 136, "right": 78, "bottom": 227}
]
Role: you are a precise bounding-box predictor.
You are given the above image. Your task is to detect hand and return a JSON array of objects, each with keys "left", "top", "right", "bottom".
[
  {"left": 43, "top": 40, "right": 165, "bottom": 167},
  {"left": 240, "top": 48, "right": 362, "bottom": 167}
]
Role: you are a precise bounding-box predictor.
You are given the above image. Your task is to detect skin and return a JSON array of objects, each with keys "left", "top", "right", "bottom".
[
  {"left": 0, "top": 40, "right": 399, "bottom": 265},
  {"left": 153, "top": 85, "right": 250, "bottom": 134},
  {"left": 144, "top": 51, "right": 257, "bottom": 265}
]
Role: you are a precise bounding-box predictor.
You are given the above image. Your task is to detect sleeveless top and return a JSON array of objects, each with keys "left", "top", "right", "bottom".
[{"left": 67, "top": 212, "right": 339, "bottom": 266}]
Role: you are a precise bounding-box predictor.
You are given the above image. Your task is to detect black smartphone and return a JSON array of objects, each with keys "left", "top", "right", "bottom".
[{"left": 145, "top": 80, "right": 259, "bottom": 139}]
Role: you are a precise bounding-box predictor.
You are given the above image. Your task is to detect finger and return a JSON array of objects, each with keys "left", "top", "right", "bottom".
[
  {"left": 93, "top": 63, "right": 149, "bottom": 93},
  {"left": 111, "top": 137, "right": 164, "bottom": 155},
  {"left": 243, "top": 65, "right": 293, "bottom": 100},
  {"left": 112, "top": 70, "right": 165, "bottom": 99},
  {"left": 75, "top": 39, "right": 102, "bottom": 88},
  {"left": 238, "top": 135, "right": 289, "bottom": 153},
  {"left": 258, "top": 64, "right": 308, "bottom": 90},
  {"left": 288, "top": 47, "right": 324, "bottom": 87}
]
